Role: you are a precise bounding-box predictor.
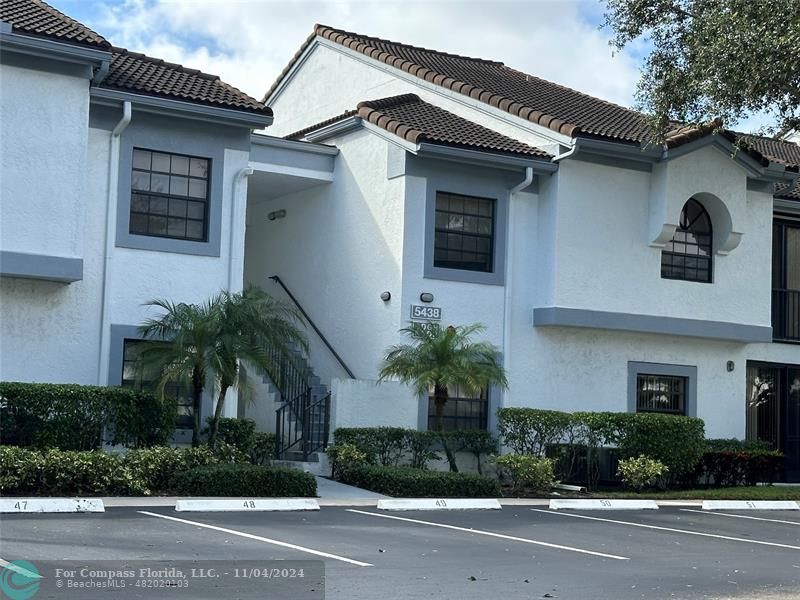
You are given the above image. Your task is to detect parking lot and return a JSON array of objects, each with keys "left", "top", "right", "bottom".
[{"left": 2, "top": 506, "right": 799, "bottom": 599}]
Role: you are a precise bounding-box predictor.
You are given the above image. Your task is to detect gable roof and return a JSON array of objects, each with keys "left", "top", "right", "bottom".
[
  {"left": 268, "top": 24, "right": 653, "bottom": 144},
  {"left": 0, "top": 0, "right": 110, "bottom": 49},
  {"left": 286, "top": 93, "right": 552, "bottom": 160},
  {"left": 102, "top": 48, "right": 272, "bottom": 115},
  {"left": 1, "top": 0, "right": 271, "bottom": 116}
]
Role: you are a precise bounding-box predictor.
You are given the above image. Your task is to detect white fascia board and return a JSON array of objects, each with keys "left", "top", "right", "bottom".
[
  {"left": 91, "top": 88, "right": 273, "bottom": 129},
  {"left": 0, "top": 28, "right": 110, "bottom": 78},
  {"left": 303, "top": 116, "right": 364, "bottom": 143},
  {"left": 251, "top": 134, "right": 339, "bottom": 156},
  {"left": 248, "top": 160, "right": 334, "bottom": 182}
]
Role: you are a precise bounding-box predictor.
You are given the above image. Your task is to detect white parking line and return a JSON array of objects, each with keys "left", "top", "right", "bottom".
[
  {"left": 346, "top": 509, "right": 629, "bottom": 560},
  {"left": 531, "top": 509, "right": 800, "bottom": 551},
  {"left": 681, "top": 509, "right": 800, "bottom": 526},
  {"left": 138, "top": 511, "right": 372, "bottom": 567}
]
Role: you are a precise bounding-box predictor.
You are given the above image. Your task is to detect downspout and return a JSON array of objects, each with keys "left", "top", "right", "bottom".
[
  {"left": 228, "top": 166, "right": 254, "bottom": 292},
  {"left": 552, "top": 140, "right": 580, "bottom": 162},
  {"left": 502, "top": 166, "right": 534, "bottom": 414},
  {"left": 222, "top": 165, "right": 253, "bottom": 421},
  {"left": 97, "top": 101, "right": 132, "bottom": 385}
]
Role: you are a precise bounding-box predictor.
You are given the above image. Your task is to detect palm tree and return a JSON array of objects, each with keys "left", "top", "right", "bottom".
[
  {"left": 137, "top": 285, "right": 306, "bottom": 447},
  {"left": 379, "top": 323, "right": 507, "bottom": 472}
]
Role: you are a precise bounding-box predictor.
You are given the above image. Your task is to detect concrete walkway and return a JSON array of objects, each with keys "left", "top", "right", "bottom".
[{"left": 314, "top": 476, "right": 388, "bottom": 505}]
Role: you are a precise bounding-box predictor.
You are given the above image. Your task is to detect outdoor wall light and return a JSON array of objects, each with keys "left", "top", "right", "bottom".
[
  {"left": 419, "top": 292, "right": 434, "bottom": 303},
  {"left": 267, "top": 209, "right": 287, "bottom": 221},
  {"left": 380, "top": 291, "right": 391, "bottom": 302}
]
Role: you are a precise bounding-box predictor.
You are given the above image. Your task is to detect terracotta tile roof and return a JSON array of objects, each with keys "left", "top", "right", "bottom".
[
  {"left": 286, "top": 93, "right": 552, "bottom": 160},
  {"left": 102, "top": 48, "right": 272, "bottom": 115},
  {"left": 268, "top": 24, "right": 653, "bottom": 144},
  {"left": 735, "top": 134, "right": 800, "bottom": 200},
  {"left": 2, "top": 1, "right": 270, "bottom": 116},
  {"left": 0, "top": 0, "right": 110, "bottom": 49}
]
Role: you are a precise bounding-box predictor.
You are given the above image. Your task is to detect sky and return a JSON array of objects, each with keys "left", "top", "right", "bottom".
[{"left": 49, "top": 0, "right": 771, "bottom": 132}]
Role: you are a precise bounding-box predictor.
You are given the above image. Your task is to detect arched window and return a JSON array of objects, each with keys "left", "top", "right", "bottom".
[{"left": 661, "top": 198, "right": 713, "bottom": 283}]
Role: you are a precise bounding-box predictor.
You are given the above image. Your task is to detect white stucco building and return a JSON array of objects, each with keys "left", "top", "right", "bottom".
[{"left": 2, "top": 5, "right": 799, "bottom": 479}]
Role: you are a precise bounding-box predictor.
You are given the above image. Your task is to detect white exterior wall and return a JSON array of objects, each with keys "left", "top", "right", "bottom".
[
  {"left": 0, "top": 62, "right": 104, "bottom": 384},
  {"left": 268, "top": 43, "right": 557, "bottom": 150},
  {"left": 550, "top": 150, "right": 773, "bottom": 326},
  {"left": 245, "top": 130, "right": 407, "bottom": 385},
  {"left": 330, "top": 378, "right": 418, "bottom": 430}
]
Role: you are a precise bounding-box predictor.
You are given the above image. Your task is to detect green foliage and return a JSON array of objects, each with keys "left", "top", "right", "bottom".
[
  {"left": 448, "top": 430, "right": 497, "bottom": 474},
  {"left": 333, "top": 427, "right": 408, "bottom": 466},
  {"left": 693, "top": 450, "right": 784, "bottom": 487},
  {"left": 497, "top": 408, "right": 576, "bottom": 456},
  {"left": 0, "top": 447, "right": 146, "bottom": 496},
  {"left": 205, "top": 417, "right": 257, "bottom": 454},
  {"left": 705, "top": 438, "right": 771, "bottom": 452},
  {"left": 494, "top": 454, "right": 555, "bottom": 493},
  {"left": 327, "top": 443, "right": 369, "bottom": 479},
  {"left": 603, "top": 0, "right": 800, "bottom": 140},
  {"left": 614, "top": 413, "right": 705, "bottom": 479},
  {"left": 378, "top": 322, "right": 507, "bottom": 472},
  {"left": 406, "top": 431, "right": 441, "bottom": 470},
  {"left": 172, "top": 464, "right": 317, "bottom": 497},
  {"left": 0, "top": 443, "right": 248, "bottom": 496},
  {"left": 332, "top": 427, "right": 496, "bottom": 472},
  {"left": 0, "top": 382, "right": 176, "bottom": 450},
  {"left": 617, "top": 455, "right": 669, "bottom": 491},
  {"left": 138, "top": 284, "right": 307, "bottom": 446},
  {"left": 121, "top": 443, "right": 246, "bottom": 492},
  {"left": 496, "top": 408, "right": 706, "bottom": 487},
  {"left": 339, "top": 465, "right": 500, "bottom": 497},
  {"left": 249, "top": 432, "right": 276, "bottom": 465}
]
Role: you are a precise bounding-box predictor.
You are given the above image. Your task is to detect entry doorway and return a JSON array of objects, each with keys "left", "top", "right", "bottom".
[{"left": 746, "top": 362, "right": 800, "bottom": 482}]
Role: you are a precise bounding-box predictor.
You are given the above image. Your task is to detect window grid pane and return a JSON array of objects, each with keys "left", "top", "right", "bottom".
[
  {"left": 661, "top": 198, "right": 713, "bottom": 283},
  {"left": 427, "top": 386, "right": 489, "bottom": 431},
  {"left": 121, "top": 339, "right": 193, "bottom": 429},
  {"left": 130, "top": 148, "right": 210, "bottom": 242},
  {"left": 636, "top": 374, "right": 687, "bottom": 415},
  {"left": 434, "top": 192, "right": 495, "bottom": 273}
]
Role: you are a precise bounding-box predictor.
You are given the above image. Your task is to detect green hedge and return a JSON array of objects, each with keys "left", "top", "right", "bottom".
[
  {"left": 205, "top": 417, "right": 257, "bottom": 454},
  {"left": 692, "top": 450, "right": 784, "bottom": 486},
  {"left": 0, "top": 382, "right": 176, "bottom": 450},
  {"left": 496, "top": 408, "right": 706, "bottom": 481},
  {"left": 332, "top": 427, "right": 498, "bottom": 471},
  {"left": 250, "top": 432, "right": 276, "bottom": 465},
  {"left": 0, "top": 447, "right": 146, "bottom": 496},
  {"left": 0, "top": 444, "right": 246, "bottom": 496},
  {"left": 338, "top": 465, "right": 500, "bottom": 497},
  {"left": 172, "top": 464, "right": 317, "bottom": 497}
]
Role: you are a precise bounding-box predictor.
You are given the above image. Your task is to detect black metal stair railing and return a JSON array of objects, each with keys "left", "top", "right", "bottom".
[{"left": 275, "top": 388, "right": 331, "bottom": 461}]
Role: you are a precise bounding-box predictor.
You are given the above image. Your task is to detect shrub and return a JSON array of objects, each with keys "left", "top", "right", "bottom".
[
  {"left": 333, "top": 427, "right": 409, "bottom": 466},
  {"left": 327, "top": 443, "right": 369, "bottom": 479},
  {"left": 449, "top": 430, "right": 497, "bottom": 475},
  {"left": 0, "top": 447, "right": 146, "bottom": 496},
  {"left": 172, "top": 464, "right": 317, "bottom": 497},
  {"left": 705, "top": 438, "right": 771, "bottom": 452},
  {"left": 494, "top": 454, "right": 555, "bottom": 493},
  {"left": 339, "top": 465, "right": 500, "bottom": 497},
  {"left": 617, "top": 455, "right": 669, "bottom": 490},
  {"left": 614, "top": 413, "right": 705, "bottom": 479},
  {"left": 205, "top": 417, "right": 257, "bottom": 454},
  {"left": 122, "top": 443, "right": 245, "bottom": 492},
  {"left": 497, "top": 408, "right": 575, "bottom": 456},
  {"left": 250, "top": 432, "right": 276, "bottom": 465},
  {"left": 405, "top": 431, "right": 440, "bottom": 470},
  {"left": 693, "top": 450, "right": 784, "bottom": 487},
  {"left": 0, "top": 382, "right": 176, "bottom": 450}
]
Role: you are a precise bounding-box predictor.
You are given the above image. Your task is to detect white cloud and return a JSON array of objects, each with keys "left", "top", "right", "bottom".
[{"left": 76, "top": 0, "right": 641, "bottom": 107}]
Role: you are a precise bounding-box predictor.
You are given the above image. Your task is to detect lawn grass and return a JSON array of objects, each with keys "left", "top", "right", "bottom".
[{"left": 596, "top": 486, "right": 800, "bottom": 500}]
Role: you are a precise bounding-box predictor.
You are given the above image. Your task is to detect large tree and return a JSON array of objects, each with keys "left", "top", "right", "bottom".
[
  {"left": 379, "top": 323, "right": 507, "bottom": 472},
  {"left": 603, "top": 0, "right": 800, "bottom": 142}
]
